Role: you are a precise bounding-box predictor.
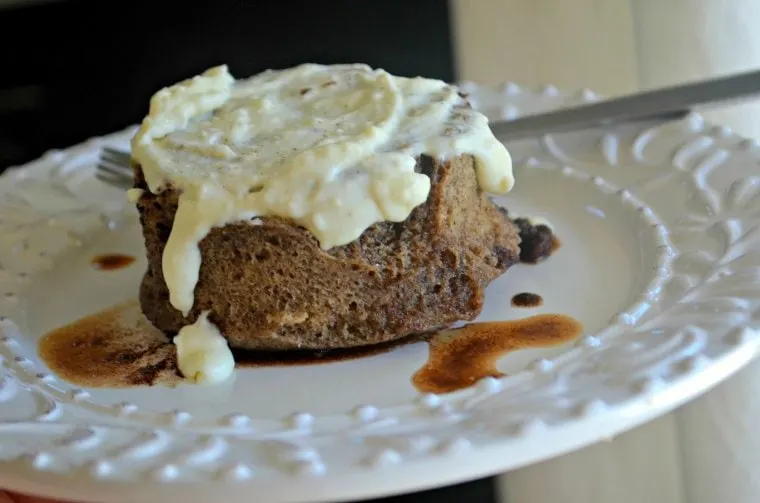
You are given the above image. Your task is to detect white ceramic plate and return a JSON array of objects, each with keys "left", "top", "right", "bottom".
[{"left": 2, "top": 83, "right": 760, "bottom": 503}]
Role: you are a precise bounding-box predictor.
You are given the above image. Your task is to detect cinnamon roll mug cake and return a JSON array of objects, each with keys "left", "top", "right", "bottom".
[{"left": 45, "top": 63, "right": 561, "bottom": 387}]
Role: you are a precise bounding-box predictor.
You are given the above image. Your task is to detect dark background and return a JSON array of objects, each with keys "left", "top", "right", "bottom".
[
  {"left": 0, "top": 0, "right": 498, "bottom": 501},
  {"left": 0, "top": 0, "right": 456, "bottom": 169}
]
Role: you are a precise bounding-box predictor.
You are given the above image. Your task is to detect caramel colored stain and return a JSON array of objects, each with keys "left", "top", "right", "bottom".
[
  {"left": 511, "top": 292, "right": 543, "bottom": 308},
  {"left": 39, "top": 300, "right": 182, "bottom": 388},
  {"left": 412, "top": 314, "right": 582, "bottom": 394},
  {"left": 91, "top": 254, "right": 136, "bottom": 271},
  {"left": 39, "top": 301, "right": 427, "bottom": 388},
  {"left": 551, "top": 236, "right": 562, "bottom": 255}
]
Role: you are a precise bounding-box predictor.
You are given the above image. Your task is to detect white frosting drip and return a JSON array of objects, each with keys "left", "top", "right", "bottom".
[
  {"left": 131, "top": 63, "right": 514, "bottom": 318},
  {"left": 173, "top": 311, "right": 235, "bottom": 385}
]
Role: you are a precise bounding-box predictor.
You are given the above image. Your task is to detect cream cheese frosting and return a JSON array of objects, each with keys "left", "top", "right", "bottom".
[{"left": 131, "top": 63, "right": 515, "bottom": 382}]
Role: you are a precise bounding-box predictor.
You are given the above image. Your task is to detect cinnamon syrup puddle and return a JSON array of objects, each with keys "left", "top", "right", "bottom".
[
  {"left": 39, "top": 302, "right": 581, "bottom": 393},
  {"left": 38, "top": 300, "right": 424, "bottom": 388},
  {"left": 551, "top": 236, "right": 562, "bottom": 255},
  {"left": 39, "top": 301, "right": 182, "bottom": 388},
  {"left": 90, "top": 254, "right": 136, "bottom": 271},
  {"left": 412, "top": 314, "right": 583, "bottom": 394},
  {"left": 511, "top": 292, "right": 543, "bottom": 308}
]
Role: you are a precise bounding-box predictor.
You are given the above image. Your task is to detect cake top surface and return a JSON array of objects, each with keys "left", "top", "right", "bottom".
[{"left": 132, "top": 64, "right": 513, "bottom": 199}]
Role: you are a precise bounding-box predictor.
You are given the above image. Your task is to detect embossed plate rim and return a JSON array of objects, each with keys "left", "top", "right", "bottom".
[{"left": 1, "top": 82, "right": 760, "bottom": 503}]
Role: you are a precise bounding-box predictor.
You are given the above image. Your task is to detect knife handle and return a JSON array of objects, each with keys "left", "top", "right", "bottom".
[{"left": 490, "top": 69, "right": 760, "bottom": 140}]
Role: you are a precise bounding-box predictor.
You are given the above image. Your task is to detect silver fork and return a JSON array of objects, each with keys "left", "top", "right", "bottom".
[{"left": 95, "top": 146, "right": 133, "bottom": 189}]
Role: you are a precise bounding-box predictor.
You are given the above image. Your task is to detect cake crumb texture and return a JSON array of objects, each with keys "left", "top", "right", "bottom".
[{"left": 136, "top": 154, "right": 522, "bottom": 350}]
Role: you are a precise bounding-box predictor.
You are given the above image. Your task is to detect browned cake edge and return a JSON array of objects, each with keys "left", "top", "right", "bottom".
[{"left": 133, "top": 154, "right": 524, "bottom": 351}]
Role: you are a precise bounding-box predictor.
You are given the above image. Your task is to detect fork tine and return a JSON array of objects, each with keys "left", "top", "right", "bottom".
[
  {"left": 98, "top": 163, "right": 132, "bottom": 180},
  {"left": 97, "top": 152, "right": 130, "bottom": 170},
  {"left": 95, "top": 145, "right": 134, "bottom": 190},
  {"left": 100, "top": 151, "right": 132, "bottom": 171},
  {"left": 96, "top": 170, "right": 132, "bottom": 190},
  {"left": 95, "top": 168, "right": 126, "bottom": 184},
  {"left": 96, "top": 159, "right": 131, "bottom": 178},
  {"left": 98, "top": 155, "right": 132, "bottom": 175},
  {"left": 102, "top": 146, "right": 131, "bottom": 162}
]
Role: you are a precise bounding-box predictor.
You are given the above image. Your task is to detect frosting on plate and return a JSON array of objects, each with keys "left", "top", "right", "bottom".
[{"left": 173, "top": 311, "right": 235, "bottom": 385}]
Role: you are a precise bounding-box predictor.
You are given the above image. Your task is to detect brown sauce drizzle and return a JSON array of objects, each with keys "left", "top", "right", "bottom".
[
  {"left": 39, "top": 302, "right": 579, "bottom": 393},
  {"left": 551, "top": 236, "right": 562, "bottom": 254},
  {"left": 39, "top": 301, "right": 426, "bottom": 388},
  {"left": 91, "top": 254, "right": 135, "bottom": 271},
  {"left": 39, "top": 301, "right": 181, "bottom": 388},
  {"left": 511, "top": 292, "right": 543, "bottom": 308},
  {"left": 412, "top": 314, "right": 582, "bottom": 394}
]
